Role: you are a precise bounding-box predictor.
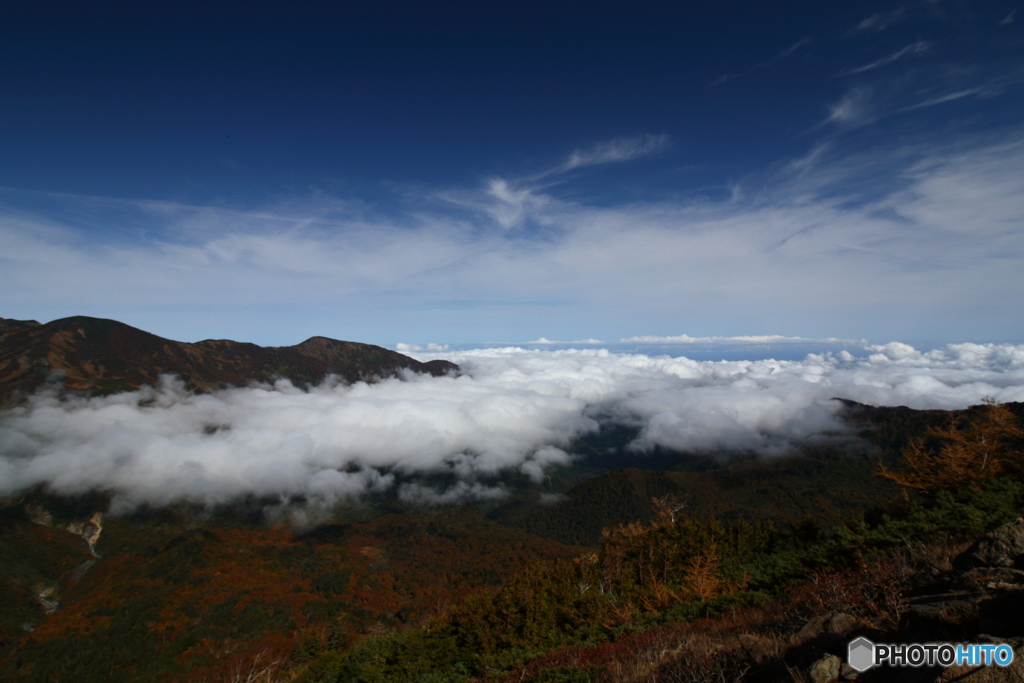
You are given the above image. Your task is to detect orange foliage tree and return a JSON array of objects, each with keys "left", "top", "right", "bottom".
[{"left": 878, "top": 400, "right": 1024, "bottom": 493}]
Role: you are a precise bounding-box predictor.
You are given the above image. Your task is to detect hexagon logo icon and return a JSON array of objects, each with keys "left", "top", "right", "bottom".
[{"left": 848, "top": 637, "right": 875, "bottom": 673}]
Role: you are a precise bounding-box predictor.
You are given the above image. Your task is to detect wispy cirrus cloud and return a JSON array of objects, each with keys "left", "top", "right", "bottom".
[
  {"left": 711, "top": 37, "right": 811, "bottom": 85},
  {"left": 837, "top": 40, "right": 929, "bottom": 76},
  {"left": 560, "top": 134, "right": 672, "bottom": 172},
  {"left": 822, "top": 52, "right": 1024, "bottom": 131},
  {"left": 902, "top": 86, "right": 1003, "bottom": 111},
  {"left": 2, "top": 126, "right": 1023, "bottom": 345},
  {"left": 431, "top": 134, "right": 670, "bottom": 230},
  {"left": 811, "top": 1, "right": 1024, "bottom": 137},
  {"left": 852, "top": 7, "right": 909, "bottom": 33},
  {"left": 823, "top": 86, "right": 876, "bottom": 127}
]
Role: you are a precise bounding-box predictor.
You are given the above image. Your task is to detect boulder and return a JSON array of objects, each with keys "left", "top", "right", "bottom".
[
  {"left": 808, "top": 654, "right": 841, "bottom": 683},
  {"left": 839, "top": 662, "right": 860, "bottom": 681},
  {"left": 954, "top": 518, "right": 1024, "bottom": 571}
]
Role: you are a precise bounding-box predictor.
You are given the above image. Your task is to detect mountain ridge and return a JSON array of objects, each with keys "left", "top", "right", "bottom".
[{"left": 0, "top": 315, "right": 458, "bottom": 404}]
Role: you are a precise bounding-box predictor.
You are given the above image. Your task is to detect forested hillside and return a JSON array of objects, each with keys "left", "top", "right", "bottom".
[
  {"left": 1, "top": 503, "right": 584, "bottom": 682},
  {"left": 285, "top": 400, "right": 1024, "bottom": 682},
  {"left": 3, "top": 400, "right": 1022, "bottom": 682}
]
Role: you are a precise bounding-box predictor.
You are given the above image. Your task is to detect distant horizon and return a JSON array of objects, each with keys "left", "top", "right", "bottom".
[
  {"left": 5, "top": 311, "right": 1020, "bottom": 361},
  {"left": 4, "top": 311, "right": 1020, "bottom": 361}
]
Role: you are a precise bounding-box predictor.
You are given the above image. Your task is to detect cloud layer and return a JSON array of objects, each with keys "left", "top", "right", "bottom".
[{"left": 2, "top": 343, "right": 1022, "bottom": 511}]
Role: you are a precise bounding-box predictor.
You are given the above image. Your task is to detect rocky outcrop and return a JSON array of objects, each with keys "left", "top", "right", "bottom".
[
  {"left": 784, "top": 518, "right": 1024, "bottom": 683},
  {"left": 24, "top": 503, "right": 53, "bottom": 527},
  {"left": 791, "top": 613, "right": 873, "bottom": 683},
  {"left": 954, "top": 517, "right": 1024, "bottom": 571},
  {"left": 65, "top": 511, "right": 103, "bottom": 553},
  {"left": 23, "top": 502, "right": 104, "bottom": 555},
  {"left": 900, "top": 518, "right": 1024, "bottom": 644}
]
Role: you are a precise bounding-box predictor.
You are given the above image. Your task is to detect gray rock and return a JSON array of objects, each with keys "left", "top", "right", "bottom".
[
  {"left": 808, "top": 654, "right": 841, "bottom": 683},
  {"left": 954, "top": 518, "right": 1024, "bottom": 570}
]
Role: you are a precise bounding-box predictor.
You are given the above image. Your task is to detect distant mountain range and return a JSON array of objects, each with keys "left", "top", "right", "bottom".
[
  {"left": 4, "top": 317, "right": 1024, "bottom": 681},
  {"left": 0, "top": 315, "right": 458, "bottom": 403}
]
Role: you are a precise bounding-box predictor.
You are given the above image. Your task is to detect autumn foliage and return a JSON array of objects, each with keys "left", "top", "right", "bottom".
[
  {"left": 878, "top": 400, "right": 1024, "bottom": 493},
  {"left": 6, "top": 402, "right": 1024, "bottom": 683},
  {"left": 0, "top": 508, "right": 582, "bottom": 683}
]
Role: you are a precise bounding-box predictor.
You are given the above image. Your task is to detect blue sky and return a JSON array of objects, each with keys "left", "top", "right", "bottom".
[{"left": 2, "top": 0, "right": 1023, "bottom": 348}]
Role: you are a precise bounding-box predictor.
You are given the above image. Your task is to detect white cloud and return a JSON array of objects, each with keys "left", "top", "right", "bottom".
[
  {"left": 396, "top": 343, "right": 450, "bottom": 353},
  {"left": 901, "top": 87, "right": 994, "bottom": 111},
  {"left": 481, "top": 178, "right": 553, "bottom": 229},
  {"left": 838, "top": 41, "right": 929, "bottom": 76},
  {"left": 853, "top": 8, "right": 908, "bottom": 33},
  {"left": 527, "top": 337, "right": 605, "bottom": 345},
  {"left": 1, "top": 130, "right": 1023, "bottom": 344},
  {"left": 866, "top": 341, "right": 922, "bottom": 361},
  {"left": 562, "top": 134, "right": 672, "bottom": 171},
  {"left": 2, "top": 343, "right": 1022, "bottom": 511},
  {"left": 826, "top": 44, "right": 1024, "bottom": 130},
  {"left": 619, "top": 334, "right": 864, "bottom": 345},
  {"left": 825, "top": 87, "right": 875, "bottom": 127}
]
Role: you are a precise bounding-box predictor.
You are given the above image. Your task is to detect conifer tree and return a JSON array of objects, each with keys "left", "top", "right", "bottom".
[{"left": 878, "top": 400, "right": 1024, "bottom": 493}]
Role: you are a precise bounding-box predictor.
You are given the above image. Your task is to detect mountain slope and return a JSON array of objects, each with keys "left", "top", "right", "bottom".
[
  {"left": 489, "top": 451, "right": 897, "bottom": 546},
  {"left": 0, "top": 316, "right": 458, "bottom": 403},
  {"left": 488, "top": 401, "right": 1024, "bottom": 545},
  {"left": 0, "top": 501, "right": 586, "bottom": 683}
]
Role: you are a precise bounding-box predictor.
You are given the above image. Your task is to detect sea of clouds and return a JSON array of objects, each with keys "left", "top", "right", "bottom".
[{"left": 1, "top": 342, "right": 1023, "bottom": 512}]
